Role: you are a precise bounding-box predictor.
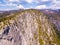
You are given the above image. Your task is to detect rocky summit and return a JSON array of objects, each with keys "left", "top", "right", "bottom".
[{"left": 0, "top": 9, "right": 59, "bottom": 45}]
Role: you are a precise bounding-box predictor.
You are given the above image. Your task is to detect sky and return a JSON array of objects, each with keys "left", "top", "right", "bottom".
[{"left": 0, "top": 0, "right": 60, "bottom": 11}]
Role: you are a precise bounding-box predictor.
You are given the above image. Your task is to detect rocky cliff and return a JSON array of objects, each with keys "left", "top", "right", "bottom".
[{"left": 0, "top": 9, "right": 59, "bottom": 45}]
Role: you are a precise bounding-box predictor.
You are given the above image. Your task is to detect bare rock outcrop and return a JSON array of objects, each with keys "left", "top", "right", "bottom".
[{"left": 0, "top": 9, "right": 59, "bottom": 45}]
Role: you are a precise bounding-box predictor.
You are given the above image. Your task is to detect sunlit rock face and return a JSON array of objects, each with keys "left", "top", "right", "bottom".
[{"left": 0, "top": 9, "right": 59, "bottom": 45}]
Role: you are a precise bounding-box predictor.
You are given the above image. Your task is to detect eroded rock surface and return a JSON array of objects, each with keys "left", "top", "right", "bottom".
[{"left": 0, "top": 9, "right": 59, "bottom": 45}]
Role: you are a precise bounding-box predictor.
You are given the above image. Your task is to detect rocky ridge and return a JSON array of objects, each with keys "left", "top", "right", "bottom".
[{"left": 0, "top": 9, "right": 59, "bottom": 45}]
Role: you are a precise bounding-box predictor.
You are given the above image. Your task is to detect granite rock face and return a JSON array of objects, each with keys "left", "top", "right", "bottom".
[{"left": 0, "top": 9, "right": 59, "bottom": 45}]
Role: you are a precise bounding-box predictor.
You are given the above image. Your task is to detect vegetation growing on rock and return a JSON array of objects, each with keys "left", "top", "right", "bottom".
[{"left": 0, "top": 9, "right": 60, "bottom": 45}]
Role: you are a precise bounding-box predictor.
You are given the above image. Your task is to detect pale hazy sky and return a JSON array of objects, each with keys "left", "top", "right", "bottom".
[{"left": 0, "top": 0, "right": 60, "bottom": 10}]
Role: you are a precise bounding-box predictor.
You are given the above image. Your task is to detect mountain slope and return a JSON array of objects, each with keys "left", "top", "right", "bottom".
[
  {"left": 40, "top": 9, "right": 60, "bottom": 38},
  {"left": 0, "top": 9, "right": 59, "bottom": 45}
]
